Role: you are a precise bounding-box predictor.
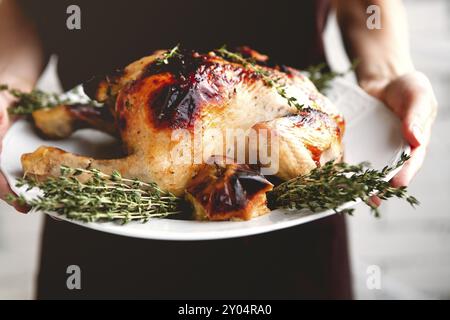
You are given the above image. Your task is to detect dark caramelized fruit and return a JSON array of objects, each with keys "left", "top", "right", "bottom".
[{"left": 186, "top": 156, "right": 273, "bottom": 221}]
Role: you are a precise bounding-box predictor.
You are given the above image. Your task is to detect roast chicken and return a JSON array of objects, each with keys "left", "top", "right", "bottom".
[{"left": 21, "top": 47, "right": 345, "bottom": 220}]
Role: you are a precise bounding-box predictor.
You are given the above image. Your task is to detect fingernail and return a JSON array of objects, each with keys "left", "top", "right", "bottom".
[{"left": 411, "top": 124, "right": 424, "bottom": 145}]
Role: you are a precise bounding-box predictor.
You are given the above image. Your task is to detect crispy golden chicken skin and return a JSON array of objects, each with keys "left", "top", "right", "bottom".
[
  {"left": 32, "top": 104, "right": 116, "bottom": 139},
  {"left": 251, "top": 107, "right": 344, "bottom": 180}
]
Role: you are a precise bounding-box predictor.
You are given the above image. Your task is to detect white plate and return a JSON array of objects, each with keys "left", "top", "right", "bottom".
[{"left": 1, "top": 79, "right": 409, "bottom": 241}]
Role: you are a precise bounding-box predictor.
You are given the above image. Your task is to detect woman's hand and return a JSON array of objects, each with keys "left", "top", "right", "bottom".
[
  {"left": 334, "top": 0, "right": 438, "bottom": 201},
  {"left": 0, "top": 90, "right": 28, "bottom": 212},
  {"left": 0, "top": 0, "right": 45, "bottom": 212},
  {"left": 360, "top": 71, "right": 438, "bottom": 204}
]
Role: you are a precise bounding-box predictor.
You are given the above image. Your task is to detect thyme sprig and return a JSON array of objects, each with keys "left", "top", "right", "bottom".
[
  {"left": 0, "top": 84, "right": 66, "bottom": 115},
  {"left": 8, "top": 166, "right": 181, "bottom": 224},
  {"left": 268, "top": 152, "right": 418, "bottom": 217},
  {"left": 215, "top": 46, "right": 306, "bottom": 111},
  {"left": 305, "top": 60, "right": 358, "bottom": 92},
  {"left": 8, "top": 154, "right": 417, "bottom": 223},
  {"left": 156, "top": 44, "right": 181, "bottom": 65}
]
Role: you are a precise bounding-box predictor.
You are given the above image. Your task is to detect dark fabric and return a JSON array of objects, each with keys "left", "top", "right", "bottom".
[
  {"left": 18, "top": 0, "right": 352, "bottom": 299},
  {"left": 37, "top": 214, "right": 351, "bottom": 299},
  {"left": 20, "top": 0, "right": 329, "bottom": 89}
]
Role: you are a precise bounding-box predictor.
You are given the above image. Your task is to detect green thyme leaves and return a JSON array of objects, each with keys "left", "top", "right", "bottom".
[
  {"left": 0, "top": 84, "right": 64, "bottom": 115},
  {"left": 268, "top": 153, "right": 418, "bottom": 217},
  {"left": 215, "top": 46, "right": 306, "bottom": 111},
  {"left": 8, "top": 166, "right": 181, "bottom": 224}
]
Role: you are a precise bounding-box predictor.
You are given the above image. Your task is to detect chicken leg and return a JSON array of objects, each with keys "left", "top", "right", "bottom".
[{"left": 32, "top": 104, "right": 117, "bottom": 139}]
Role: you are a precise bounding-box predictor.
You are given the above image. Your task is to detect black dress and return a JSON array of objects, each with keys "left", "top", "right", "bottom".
[{"left": 19, "top": 0, "right": 352, "bottom": 299}]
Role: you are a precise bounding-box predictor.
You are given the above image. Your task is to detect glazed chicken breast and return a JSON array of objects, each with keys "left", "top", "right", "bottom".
[{"left": 21, "top": 48, "right": 344, "bottom": 220}]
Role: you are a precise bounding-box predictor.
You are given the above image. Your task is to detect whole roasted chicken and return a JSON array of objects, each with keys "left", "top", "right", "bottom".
[{"left": 21, "top": 47, "right": 345, "bottom": 221}]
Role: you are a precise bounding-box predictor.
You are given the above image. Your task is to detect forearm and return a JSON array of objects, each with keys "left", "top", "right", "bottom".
[
  {"left": 0, "top": 0, "right": 44, "bottom": 93},
  {"left": 334, "top": 0, "right": 414, "bottom": 89}
]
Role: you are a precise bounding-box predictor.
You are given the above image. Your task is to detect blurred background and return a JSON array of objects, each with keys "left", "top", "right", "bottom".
[{"left": 1, "top": 0, "right": 449, "bottom": 299}]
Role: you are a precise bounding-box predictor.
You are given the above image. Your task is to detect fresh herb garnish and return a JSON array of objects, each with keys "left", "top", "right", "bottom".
[
  {"left": 215, "top": 46, "right": 306, "bottom": 111},
  {"left": 0, "top": 84, "right": 97, "bottom": 115},
  {"left": 156, "top": 44, "right": 181, "bottom": 65},
  {"left": 8, "top": 166, "right": 181, "bottom": 224},
  {"left": 9, "top": 154, "right": 416, "bottom": 223},
  {"left": 305, "top": 60, "right": 358, "bottom": 92},
  {"left": 0, "top": 84, "right": 65, "bottom": 115},
  {"left": 268, "top": 152, "right": 418, "bottom": 217},
  {"left": 215, "top": 46, "right": 357, "bottom": 96}
]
